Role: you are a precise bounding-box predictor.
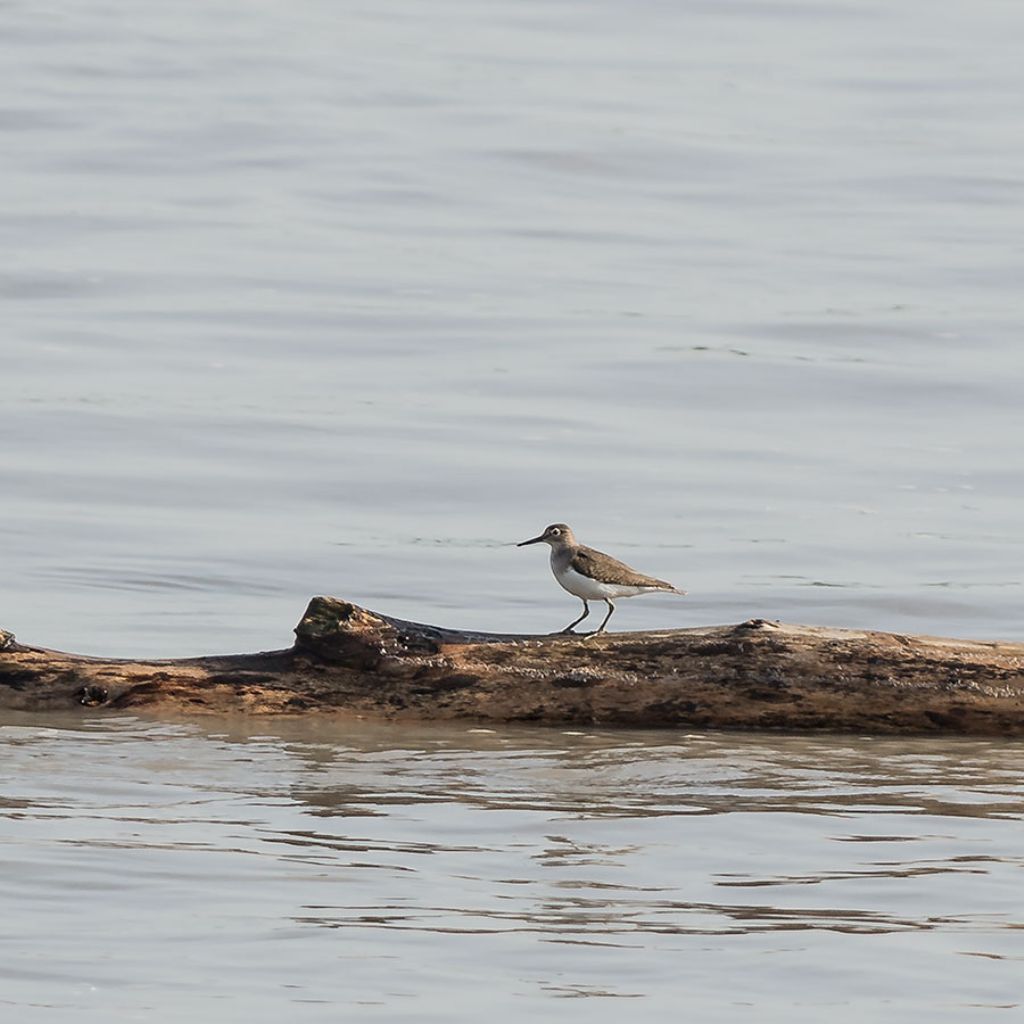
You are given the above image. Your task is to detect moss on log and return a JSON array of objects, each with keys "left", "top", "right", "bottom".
[{"left": 1, "top": 596, "right": 1023, "bottom": 734}]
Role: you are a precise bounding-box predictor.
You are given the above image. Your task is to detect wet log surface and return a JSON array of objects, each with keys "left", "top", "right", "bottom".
[{"left": 1, "top": 596, "right": 1023, "bottom": 734}]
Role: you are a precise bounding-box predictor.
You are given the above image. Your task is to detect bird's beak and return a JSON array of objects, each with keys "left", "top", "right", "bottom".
[{"left": 517, "top": 533, "right": 546, "bottom": 547}]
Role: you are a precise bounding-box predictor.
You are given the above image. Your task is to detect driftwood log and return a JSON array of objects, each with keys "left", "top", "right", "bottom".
[{"left": 1, "top": 596, "right": 1023, "bottom": 735}]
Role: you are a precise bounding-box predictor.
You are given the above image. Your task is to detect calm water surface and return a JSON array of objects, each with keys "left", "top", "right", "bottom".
[
  {"left": 3, "top": 0, "right": 1023, "bottom": 1019},
  {"left": 3, "top": 0, "right": 1022, "bottom": 655},
  {"left": 1, "top": 714, "right": 1022, "bottom": 1022}
]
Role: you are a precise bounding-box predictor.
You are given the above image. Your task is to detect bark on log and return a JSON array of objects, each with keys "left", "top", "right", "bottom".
[{"left": 1, "top": 596, "right": 1023, "bottom": 735}]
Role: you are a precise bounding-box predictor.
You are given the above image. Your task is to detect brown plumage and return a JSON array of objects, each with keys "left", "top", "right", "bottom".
[
  {"left": 517, "top": 522, "right": 686, "bottom": 634},
  {"left": 570, "top": 547, "right": 678, "bottom": 590}
]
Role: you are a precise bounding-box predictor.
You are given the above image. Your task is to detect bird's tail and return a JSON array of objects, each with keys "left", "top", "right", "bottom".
[{"left": 651, "top": 579, "right": 686, "bottom": 596}]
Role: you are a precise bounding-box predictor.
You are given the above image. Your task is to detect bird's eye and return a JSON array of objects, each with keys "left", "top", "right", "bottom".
[{"left": 551, "top": 528, "right": 561, "bottom": 535}]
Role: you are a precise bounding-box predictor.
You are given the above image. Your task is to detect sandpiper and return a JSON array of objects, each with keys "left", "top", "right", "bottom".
[{"left": 517, "top": 523, "right": 685, "bottom": 634}]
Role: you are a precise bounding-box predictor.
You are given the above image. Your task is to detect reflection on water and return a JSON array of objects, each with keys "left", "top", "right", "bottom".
[{"left": 0, "top": 713, "right": 1021, "bottom": 1020}]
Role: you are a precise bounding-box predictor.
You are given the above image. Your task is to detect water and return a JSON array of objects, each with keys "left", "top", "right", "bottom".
[
  {"left": 1, "top": 715, "right": 1022, "bottom": 1022},
  {"left": 3, "top": 0, "right": 1023, "bottom": 1018},
  {"left": 3, "top": 0, "right": 1022, "bottom": 657}
]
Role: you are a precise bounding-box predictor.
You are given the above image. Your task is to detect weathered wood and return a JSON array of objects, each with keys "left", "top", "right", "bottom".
[{"left": 1, "top": 597, "right": 1023, "bottom": 734}]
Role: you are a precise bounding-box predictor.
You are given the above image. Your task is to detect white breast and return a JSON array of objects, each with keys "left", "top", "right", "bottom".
[{"left": 552, "top": 563, "right": 649, "bottom": 601}]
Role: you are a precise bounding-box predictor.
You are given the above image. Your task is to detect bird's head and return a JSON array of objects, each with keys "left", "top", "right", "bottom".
[{"left": 517, "top": 523, "right": 575, "bottom": 548}]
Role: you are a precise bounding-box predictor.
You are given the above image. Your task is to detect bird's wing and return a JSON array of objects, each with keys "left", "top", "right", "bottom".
[{"left": 572, "top": 547, "right": 675, "bottom": 589}]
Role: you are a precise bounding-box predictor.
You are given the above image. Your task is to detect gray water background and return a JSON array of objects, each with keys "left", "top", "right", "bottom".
[
  {"left": 4, "top": 0, "right": 1022, "bottom": 655},
  {"left": 2, "top": 714, "right": 1023, "bottom": 1023},
  {"left": 2, "top": 0, "right": 1023, "bottom": 1020}
]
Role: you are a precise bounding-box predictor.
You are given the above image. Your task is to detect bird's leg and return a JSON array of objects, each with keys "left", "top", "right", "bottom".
[
  {"left": 595, "top": 599, "right": 615, "bottom": 634},
  {"left": 560, "top": 601, "right": 589, "bottom": 634}
]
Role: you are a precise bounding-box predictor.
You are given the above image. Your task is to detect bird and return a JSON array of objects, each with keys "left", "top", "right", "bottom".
[{"left": 517, "top": 523, "right": 685, "bottom": 634}]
